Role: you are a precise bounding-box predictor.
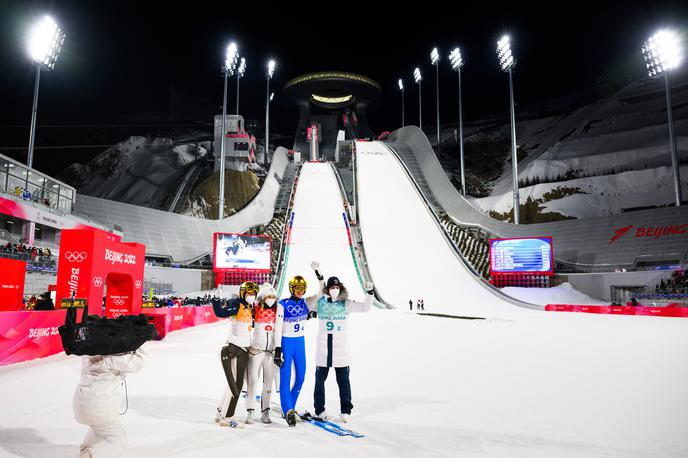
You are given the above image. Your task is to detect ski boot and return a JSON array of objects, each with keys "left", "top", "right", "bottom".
[
  {"left": 261, "top": 408, "right": 272, "bottom": 424},
  {"left": 286, "top": 409, "right": 297, "bottom": 427},
  {"left": 245, "top": 409, "right": 255, "bottom": 425}
]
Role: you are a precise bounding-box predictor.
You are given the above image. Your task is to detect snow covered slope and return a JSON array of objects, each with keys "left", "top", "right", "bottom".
[
  {"left": 276, "top": 162, "right": 363, "bottom": 301},
  {"left": 356, "top": 140, "right": 532, "bottom": 317},
  {"left": 62, "top": 136, "right": 209, "bottom": 209},
  {"left": 458, "top": 74, "right": 688, "bottom": 219}
]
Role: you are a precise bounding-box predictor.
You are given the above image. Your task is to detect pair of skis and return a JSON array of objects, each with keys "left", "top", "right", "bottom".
[{"left": 299, "top": 412, "right": 365, "bottom": 438}]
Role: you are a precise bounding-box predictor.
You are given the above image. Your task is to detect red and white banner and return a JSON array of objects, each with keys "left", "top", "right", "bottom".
[
  {"left": 0, "top": 258, "right": 26, "bottom": 311},
  {"left": 55, "top": 228, "right": 145, "bottom": 317},
  {"left": 546, "top": 304, "right": 688, "bottom": 317},
  {"left": 0, "top": 309, "right": 84, "bottom": 366},
  {"left": 0, "top": 195, "right": 99, "bottom": 231}
]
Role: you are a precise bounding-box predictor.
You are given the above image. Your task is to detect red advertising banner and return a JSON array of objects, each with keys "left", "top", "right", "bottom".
[
  {"left": 0, "top": 309, "right": 84, "bottom": 366},
  {"left": 0, "top": 258, "right": 26, "bottom": 311},
  {"left": 546, "top": 304, "right": 688, "bottom": 317},
  {"left": 55, "top": 228, "right": 145, "bottom": 317},
  {"left": 143, "top": 305, "right": 221, "bottom": 337}
]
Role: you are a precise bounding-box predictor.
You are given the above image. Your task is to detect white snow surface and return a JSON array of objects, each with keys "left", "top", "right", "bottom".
[
  {"left": 500, "top": 282, "right": 609, "bottom": 306},
  {"left": 1, "top": 158, "right": 688, "bottom": 457}
]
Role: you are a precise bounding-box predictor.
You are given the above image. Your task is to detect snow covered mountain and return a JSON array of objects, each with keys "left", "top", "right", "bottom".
[
  {"left": 438, "top": 70, "right": 688, "bottom": 221},
  {"left": 61, "top": 136, "right": 210, "bottom": 209}
]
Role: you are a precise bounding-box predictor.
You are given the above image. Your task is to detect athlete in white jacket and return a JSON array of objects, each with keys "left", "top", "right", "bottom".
[
  {"left": 310, "top": 261, "right": 374, "bottom": 423},
  {"left": 245, "top": 283, "right": 279, "bottom": 424},
  {"left": 73, "top": 347, "right": 147, "bottom": 458}
]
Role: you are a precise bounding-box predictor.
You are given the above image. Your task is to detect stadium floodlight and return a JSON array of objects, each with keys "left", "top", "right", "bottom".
[
  {"left": 26, "top": 15, "right": 66, "bottom": 169},
  {"left": 266, "top": 59, "right": 276, "bottom": 166},
  {"left": 236, "top": 57, "right": 246, "bottom": 115},
  {"left": 398, "top": 78, "right": 405, "bottom": 127},
  {"left": 449, "top": 48, "right": 466, "bottom": 195},
  {"left": 219, "top": 41, "right": 238, "bottom": 219},
  {"left": 642, "top": 29, "right": 684, "bottom": 206},
  {"left": 413, "top": 68, "right": 422, "bottom": 129},
  {"left": 497, "top": 35, "right": 515, "bottom": 71},
  {"left": 270, "top": 92, "right": 274, "bottom": 101},
  {"left": 496, "top": 34, "right": 521, "bottom": 223},
  {"left": 430, "top": 48, "right": 440, "bottom": 147}
]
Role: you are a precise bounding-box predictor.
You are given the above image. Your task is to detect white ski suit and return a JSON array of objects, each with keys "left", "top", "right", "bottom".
[
  {"left": 315, "top": 289, "right": 373, "bottom": 367},
  {"left": 247, "top": 303, "right": 277, "bottom": 412},
  {"left": 73, "top": 348, "right": 147, "bottom": 458}
]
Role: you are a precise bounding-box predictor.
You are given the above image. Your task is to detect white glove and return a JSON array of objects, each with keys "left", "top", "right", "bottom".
[
  {"left": 364, "top": 282, "right": 374, "bottom": 292},
  {"left": 311, "top": 261, "right": 320, "bottom": 271}
]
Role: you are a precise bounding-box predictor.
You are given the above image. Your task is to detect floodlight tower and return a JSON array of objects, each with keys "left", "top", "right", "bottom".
[
  {"left": 265, "top": 60, "right": 276, "bottom": 164},
  {"left": 398, "top": 78, "right": 405, "bottom": 127},
  {"left": 219, "top": 41, "right": 238, "bottom": 219},
  {"left": 413, "top": 68, "right": 422, "bottom": 129},
  {"left": 236, "top": 57, "right": 246, "bottom": 115},
  {"left": 496, "top": 35, "right": 520, "bottom": 224},
  {"left": 431, "top": 47, "right": 441, "bottom": 146},
  {"left": 26, "top": 15, "right": 65, "bottom": 169},
  {"left": 449, "top": 48, "right": 466, "bottom": 195},
  {"left": 642, "top": 29, "right": 684, "bottom": 206}
]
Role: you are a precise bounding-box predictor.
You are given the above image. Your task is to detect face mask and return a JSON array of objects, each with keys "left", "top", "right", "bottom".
[
  {"left": 329, "top": 288, "right": 340, "bottom": 300},
  {"left": 245, "top": 295, "right": 256, "bottom": 304},
  {"left": 265, "top": 297, "right": 276, "bottom": 306}
]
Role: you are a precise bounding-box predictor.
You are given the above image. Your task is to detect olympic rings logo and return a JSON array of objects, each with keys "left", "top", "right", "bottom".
[
  {"left": 113, "top": 299, "right": 125, "bottom": 306},
  {"left": 135, "top": 280, "right": 142, "bottom": 289},
  {"left": 65, "top": 251, "right": 88, "bottom": 263},
  {"left": 93, "top": 276, "right": 104, "bottom": 287},
  {"left": 287, "top": 304, "right": 304, "bottom": 315}
]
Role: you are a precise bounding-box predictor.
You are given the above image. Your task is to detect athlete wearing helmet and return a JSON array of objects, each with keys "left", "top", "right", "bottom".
[
  {"left": 245, "top": 282, "right": 279, "bottom": 425},
  {"left": 273, "top": 270, "right": 323, "bottom": 426},
  {"left": 213, "top": 281, "right": 258, "bottom": 428},
  {"left": 309, "top": 261, "right": 375, "bottom": 423}
]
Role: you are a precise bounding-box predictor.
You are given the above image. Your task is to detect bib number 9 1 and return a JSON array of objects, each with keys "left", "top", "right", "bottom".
[{"left": 293, "top": 323, "right": 300, "bottom": 333}]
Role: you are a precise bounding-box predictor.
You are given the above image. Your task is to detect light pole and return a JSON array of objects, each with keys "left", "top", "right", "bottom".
[
  {"left": 398, "top": 78, "right": 405, "bottom": 127},
  {"left": 265, "top": 60, "right": 276, "bottom": 164},
  {"left": 642, "top": 29, "right": 684, "bottom": 206},
  {"left": 26, "top": 15, "right": 65, "bottom": 169},
  {"left": 497, "top": 35, "right": 520, "bottom": 224},
  {"left": 219, "top": 42, "right": 238, "bottom": 219},
  {"left": 449, "top": 48, "right": 466, "bottom": 195},
  {"left": 413, "top": 68, "right": 422, "bottom": 130},
  {"left": 236, "top": 57, "right": 246, "bottom": 115},
  {"left": 431, "top": 47, "right": 440, "bottom": 146}
]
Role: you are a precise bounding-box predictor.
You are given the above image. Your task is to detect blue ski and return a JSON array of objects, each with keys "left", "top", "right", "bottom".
[{"left": 299, "top": 413, "right": 365, "bottom": 438}]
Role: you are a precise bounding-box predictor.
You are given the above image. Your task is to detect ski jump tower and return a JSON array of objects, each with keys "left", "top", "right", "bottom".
[{"left": 283, "top": 72, "right": 382, "bottom": 159}]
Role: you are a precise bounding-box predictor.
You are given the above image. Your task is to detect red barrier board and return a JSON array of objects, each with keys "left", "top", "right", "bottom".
[
  {"left": 143, "top": 305, "right": 221, "bottom": 336},
  {"left": 0, "top": 258, "right": 26, "bottom": 311},
  {"left": 0, "top": 309, "right": 84, "bottom": 366},
  {"left": 546, "top": 304, "right": 688, "bottom": 317}
]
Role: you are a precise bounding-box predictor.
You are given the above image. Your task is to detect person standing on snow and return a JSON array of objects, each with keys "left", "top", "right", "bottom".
[
  {"left": 310, "top": 261, "right": 374, "bottom": 423},
  {"left": 213, "top": 281, "right": 258, "bottom": 428},
  {"left": 273, "top": 270, "right": 323, "bottom": 426},
  {"left": 73, "top": 347, "right": 147, "bottom": 458},
  {"left": 409, "top": 299, "right": 412, "bottom": 311},
  {"left": 245, "top": 283, "right": 279, "bottom": 425}
]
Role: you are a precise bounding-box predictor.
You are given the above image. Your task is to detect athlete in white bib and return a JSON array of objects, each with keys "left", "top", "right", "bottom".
[
  {"left": 310, "top": 261, "right": 374, "bottom": 423},
  {"left": 245, "top": 283, "right": 279, "bottom": 425}
]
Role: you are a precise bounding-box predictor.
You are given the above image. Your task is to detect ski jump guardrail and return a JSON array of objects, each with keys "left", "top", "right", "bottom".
[
  {"left": 381, "top": 142, "right": 543, "bottom": 311},
  {"left": 385, "top": 126, "right": 688, "bottom": 271}
]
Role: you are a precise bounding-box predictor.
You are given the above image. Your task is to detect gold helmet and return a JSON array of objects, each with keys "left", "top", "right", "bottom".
[
  {"left": 288, "top": 275, "right": 307, "bottom": 295},
  {"left": 239, "top": 281, "right": 259, "bottom": 301}
]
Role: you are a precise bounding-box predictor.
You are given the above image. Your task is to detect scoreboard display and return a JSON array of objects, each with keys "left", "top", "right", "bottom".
[{"left": 489, "top": 237, "right": 554, "bottom": 276}]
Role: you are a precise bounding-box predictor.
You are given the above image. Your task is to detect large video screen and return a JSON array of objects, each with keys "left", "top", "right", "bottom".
[
  {"left": 213, "top": 233, "right": 272, "bottom": 272},
  {"left": 489, "top": 237, "right": 554, "bottom": 276}
]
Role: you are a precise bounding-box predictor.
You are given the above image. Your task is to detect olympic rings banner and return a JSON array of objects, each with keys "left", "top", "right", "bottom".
[{"left": 55, "top": 228, "right": 145, "bottom": 317}]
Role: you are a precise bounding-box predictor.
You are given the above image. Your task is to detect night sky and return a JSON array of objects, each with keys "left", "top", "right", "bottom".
[{"left": 1, "top": 1, "right": 687, "bottom": 152}]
